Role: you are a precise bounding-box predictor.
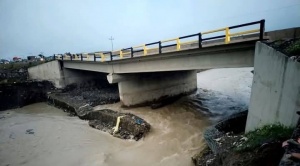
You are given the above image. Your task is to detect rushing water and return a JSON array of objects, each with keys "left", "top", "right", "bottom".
[{"left": 0, "top": 68, "right": 253, "bottom": 166}]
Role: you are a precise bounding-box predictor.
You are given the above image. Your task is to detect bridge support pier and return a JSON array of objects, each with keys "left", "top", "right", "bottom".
[{"left": 108, "top": 70, "right": 197, "bottom": 106}]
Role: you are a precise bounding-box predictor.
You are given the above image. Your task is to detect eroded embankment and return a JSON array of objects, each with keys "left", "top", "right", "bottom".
[
  {"left": 192, "top": 111, "right": 289, "bottom": 166},
  {"left": 0, "top": 81, "right": 54, "bottom": 111},
  {"left": 48, "top": 93, "right": 150, "bottom": 140}
]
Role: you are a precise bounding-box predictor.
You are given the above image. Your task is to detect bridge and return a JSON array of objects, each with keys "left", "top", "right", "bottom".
[
  {"left": 55, "top": 20, "right": 266, "bottom": 73},
  {"left": 31, "top": 20, "right": 267, "bottom": 106}
]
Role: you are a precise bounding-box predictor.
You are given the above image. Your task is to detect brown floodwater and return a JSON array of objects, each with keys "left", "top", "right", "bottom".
[
  {"left": 0, "top": 68, "right": 253, "bottom": 166},
  {"left": 0, "top": 101, "right": 210, "bottom": 166}
]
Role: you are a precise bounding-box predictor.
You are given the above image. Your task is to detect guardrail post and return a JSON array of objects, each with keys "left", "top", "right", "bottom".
[
  {"left": 176, "top": 38, "right": 180, "bottom": 51},
  {"left": 81, "top": 54, "right": 83, "bottom": 61},
  {"left": 260, "top": 19, "right": 265, "bottom": 41},
  {"left": 70, "top": 54, "right": 72, "bottom": 61},
  {"left": 225, "top": 27, "right": 230, "bottom": 44},
  {"left": 130, "top": 47, "right": 133, "bottom": 58},
  {"left": 110, "top": 52, "right": 112, "bottom": 61},
  {"left": 159, "top": 41, "right": 162, "bottom": 54},
  {"left": 120, "top": 50, "right": 123, "bottom": 59},
  {"left": 94, "top": 53, "right": 96, "bottom": 62},
  {"left": 143, "top": 44, "right": 147, "bottom": 56},
  {"left": 198, "top": 33, "right": 202, "bottom": 48},
  {"left": 100, "top": 53, "right": 105, "bottom": 62}
]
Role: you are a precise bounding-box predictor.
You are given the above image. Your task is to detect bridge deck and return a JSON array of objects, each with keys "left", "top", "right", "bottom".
[
  {"left": 58, "top": 20, "right": 267, "bottom": 73},
  {"left": 62, "top": 39, "right": 260, "bottom": 74},
  {"left": 56, "top": 20, "right": 266, "bottom": 64}
]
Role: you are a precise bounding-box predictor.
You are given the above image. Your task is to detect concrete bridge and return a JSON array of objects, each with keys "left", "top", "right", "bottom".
[
  {"left": 29, "top": 19, "right": 300, "bottom": 132},
  {"left": 31, "top": 20, "right": 266, "bottom": 106}
]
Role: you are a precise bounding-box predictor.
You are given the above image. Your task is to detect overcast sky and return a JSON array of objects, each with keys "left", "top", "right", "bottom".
[{"left": 1, "top": 0, "right": 300, "bottom": 60}]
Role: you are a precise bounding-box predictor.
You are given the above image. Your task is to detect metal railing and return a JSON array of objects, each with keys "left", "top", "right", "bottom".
[{"left": 54, "top": 19, "right": 265, "bottom": 62}]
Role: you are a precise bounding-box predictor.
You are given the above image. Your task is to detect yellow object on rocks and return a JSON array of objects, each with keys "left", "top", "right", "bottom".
[{"left": 113, "top": 116, "right": 125, "bottom": 134}]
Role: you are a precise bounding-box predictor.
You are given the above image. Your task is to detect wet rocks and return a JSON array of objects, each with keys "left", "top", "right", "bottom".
[
  {"left": 87, "top": 110, "right": 150, "bottom": 140},
  {"left": 203, "top": 110, "right": 248, "bottom": 154},
  {"left": 48, "top": 93, "right": 151, "bottom": 141},
  {"left": 47, "top": 93, "right": 92, "bottom": 117},
  {"left": 63, "top": 81, "right": 120, "bottom": 107}
]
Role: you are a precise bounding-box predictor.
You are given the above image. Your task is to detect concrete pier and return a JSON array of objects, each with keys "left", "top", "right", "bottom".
[{"left": 110, "top": 71, "right": 197, "bottom": 106}]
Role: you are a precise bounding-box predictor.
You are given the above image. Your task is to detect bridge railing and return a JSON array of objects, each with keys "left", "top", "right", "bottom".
[{"left": 54, "top": 19, "right": 265, "bottom": 62}]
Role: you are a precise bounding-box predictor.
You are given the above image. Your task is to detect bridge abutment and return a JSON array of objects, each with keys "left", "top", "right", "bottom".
[
  {"left": 108, "top": 70, "right": 197, "bottom": 106},
  {"left": 246, "top": 42, "right": 300, "bottom": 132}
]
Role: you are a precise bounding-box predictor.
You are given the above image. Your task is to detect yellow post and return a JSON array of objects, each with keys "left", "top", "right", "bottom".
[
  {"left": 225, "top": 27, "right": 230, "bottom": 44},
  {"left": 143, "top": 44, "right": 147, "bottom": 56},
  {"left": 120, "top": 50, "right": 123, "bottom": 59},
  {"left": 100, "top": 53, "right": 105, "bottom": 62},
  {"left": 176, "top": 38, "right": 181, "bottom": 51},
  {"left": 113, "top": 116, "right": 125, "bottom": 134}
]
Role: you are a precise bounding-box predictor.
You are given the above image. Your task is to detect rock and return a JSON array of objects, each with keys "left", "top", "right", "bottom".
[
  {"left": 48, "top": 94, "right": 151, "bottom": 141},
  {"left": 204, "top": 110, "right": 248, "bottom": 154},
  {"left": 25, "top": 129, "right": 34, "bottom": 134},
  {"left": 87, "top": 109, "right": 151, "bottom": 140},
  {"left": 9, "top": 132, "right": 15, "bottom": 139}
]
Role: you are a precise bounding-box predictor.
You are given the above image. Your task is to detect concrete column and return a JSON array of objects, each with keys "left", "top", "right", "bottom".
[{"left": 112, "top": 70, "right": 197, "bottom": 106}]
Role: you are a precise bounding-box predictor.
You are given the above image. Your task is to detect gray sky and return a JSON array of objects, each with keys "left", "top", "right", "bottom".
[{"left": 1, "top": 0, "right": 300, "bottom": 60}]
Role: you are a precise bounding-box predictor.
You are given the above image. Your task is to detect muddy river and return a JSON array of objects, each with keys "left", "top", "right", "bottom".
[{"left": 0, "top": 68, "right": 253, "bottom": 166}]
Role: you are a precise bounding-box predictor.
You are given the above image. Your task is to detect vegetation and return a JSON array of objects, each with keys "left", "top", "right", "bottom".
[
  {"left": 0, "top": 61, "right": 44, "bottom": 70},
  {"left": 269, "top": 39, "right": 300, "bottom": 57},
  {"left": 235, "top": 124, "right": 293, "bottom": 152},
  {"left": 285, "top": 39, "right": 300, "bottom": 55}
]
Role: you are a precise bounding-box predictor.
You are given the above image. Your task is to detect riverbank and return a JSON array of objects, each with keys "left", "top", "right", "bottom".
[
  {"left": 192, "top": 120, "right": 293, "bottom": 166},
  {"left": 0, "top": 81, "right": 55, "bottom": 111}
]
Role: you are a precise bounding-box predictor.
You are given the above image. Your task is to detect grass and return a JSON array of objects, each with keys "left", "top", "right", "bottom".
[{"left": 235, "top": 124, "right": 293, "bottom": 152}]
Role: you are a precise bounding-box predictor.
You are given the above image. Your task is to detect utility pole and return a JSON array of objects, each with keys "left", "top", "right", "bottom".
[{"left": 109, "top": 36, "right": 114, "bottom": 51}]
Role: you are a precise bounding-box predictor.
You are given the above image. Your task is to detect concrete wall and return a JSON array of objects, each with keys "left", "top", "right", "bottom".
[
  {"left": 266, "top": 27, "right": 300, "bottom": 40},
  {"left": 118, "top": 70, "right": 197, "bottom": 106},
  {"left": 28, "top": 60, "right": 64, "bottom": 88},
  {"left": 246, "top": 42, "right": 300, "bottom": 132},
  {"left": 28, "top": 60, "right": 108, "bottom": 88}
]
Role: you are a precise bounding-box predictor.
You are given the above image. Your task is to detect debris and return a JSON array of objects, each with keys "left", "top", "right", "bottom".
[{"left": 25, "top": 129, "right": 34, "bottom": 135}]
